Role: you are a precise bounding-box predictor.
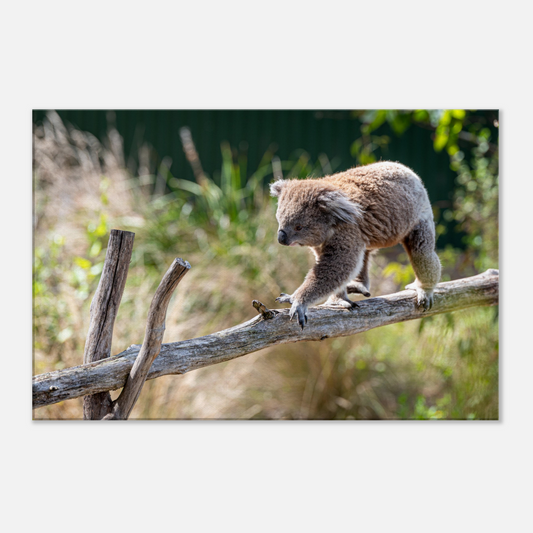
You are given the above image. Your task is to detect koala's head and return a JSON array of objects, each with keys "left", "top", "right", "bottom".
[{"left": 270, "top": 178, "right": 363, "bottom": 247}]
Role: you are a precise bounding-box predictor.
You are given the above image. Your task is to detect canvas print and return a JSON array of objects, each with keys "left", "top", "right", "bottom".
[{"left": 32, "top": 110, "right": 499, "bottom": 420}]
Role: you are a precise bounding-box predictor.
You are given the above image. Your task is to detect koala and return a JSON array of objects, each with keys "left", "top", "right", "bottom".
[{"left": 270, "top": 161, "right": 441, "bottom": 329}]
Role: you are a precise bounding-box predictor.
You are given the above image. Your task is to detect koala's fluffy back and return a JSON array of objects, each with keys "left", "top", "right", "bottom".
[{"left": 322, "top": 161, "right": 433, "bottom": 248}]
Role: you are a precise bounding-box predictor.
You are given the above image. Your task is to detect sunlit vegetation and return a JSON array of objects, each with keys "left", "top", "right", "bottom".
[{"left": 33, "top": 110, "right": 498, "bottom": 419}]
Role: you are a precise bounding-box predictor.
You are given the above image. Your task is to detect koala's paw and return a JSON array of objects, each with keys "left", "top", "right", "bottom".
[
  {"left": 346, "top": 281, "right": 371, "bottom": 298},
  {"left": 324, "top": 294, "right": 357, "bottom": 309},
  {"left": 276, "top": 293, "right": 293, "bottom": 304},
  {"left": 406, "top": 283, "right": 434, "bottom": 311},
  {"left": 418, "top": 290, "right": 434, "bottom": 311},
  {"left": 289, "top": 302, "right": 308, "bottom": 330}
]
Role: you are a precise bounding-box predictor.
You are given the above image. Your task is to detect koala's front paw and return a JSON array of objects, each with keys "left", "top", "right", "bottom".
[
  {"left": 276, "top": 293, "right": 293, "bottom": 304},
  {"left": 289, "top": 302, "right": 308, "bottom": 330}
]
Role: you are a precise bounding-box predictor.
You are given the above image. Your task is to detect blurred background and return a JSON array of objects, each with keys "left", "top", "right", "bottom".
[{"left": 32, "top": 109, "right": 499, "bottom": 420}]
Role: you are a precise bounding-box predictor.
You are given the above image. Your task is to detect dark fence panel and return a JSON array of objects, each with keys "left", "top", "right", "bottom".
[{"left": 33, "top": 110, "right": 462, "bottom": 244}]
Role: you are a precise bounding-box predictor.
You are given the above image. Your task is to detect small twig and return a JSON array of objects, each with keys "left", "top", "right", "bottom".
[
  {"left": 252, "top": 300, "right": 277, "bottom": 320},
  {"left": 104, "top": 258, "right": 191, "bottom": 419}
]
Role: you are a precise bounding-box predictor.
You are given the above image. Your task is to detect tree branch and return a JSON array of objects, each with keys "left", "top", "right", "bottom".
[{"left": 33, "top": 269, "right": 499, "bottom": 410}]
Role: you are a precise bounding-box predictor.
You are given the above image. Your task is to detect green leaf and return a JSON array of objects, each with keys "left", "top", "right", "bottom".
[
  {"left": 350, "top": 139, "right": 362, "bottom": 158},
  {"left": 413, "top": 109, "right": 429, "bottom": 122},
  {"left": 74, "top": 257, "right": 92, "bottom": 270},
  {"left": 89, "top": 241, "right": 102, "bottom": 257},
  {"left": 94, "top": 214, "right": 108, "bottom": 237},
  {"left": 451, "top": 109, "right": 466, "bottom": 119},
  {"left": 434, "top": 127, "right": 449, "bottom": 152},
  {"left": 439, "top": 110, "right": 452, "bottom": 126},
  {"left": 171, "top": 178, "right": 204, "bottom": 196}
]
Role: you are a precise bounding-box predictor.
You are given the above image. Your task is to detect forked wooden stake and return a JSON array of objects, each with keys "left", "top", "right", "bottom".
[
  {"left": 103, "top": 258, "right": 191, "bottom": 419},
  {"left": 80, "top": 229, "right": 190, "bottom": 420}
]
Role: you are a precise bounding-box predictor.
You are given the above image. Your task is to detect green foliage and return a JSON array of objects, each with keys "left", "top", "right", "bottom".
[
  {"left": 33, "top": 177, "right": 111, "bottom": 372},
  {"left": 449, "top": 140, "right": 498, "bottom": 272},
  {"left": 71, "top": 212, "right": 109, "bottom": 301},
  {"left": 128, "top": 142, "right": 339, "bottom": 283},
  {"left": 350, "top": 134, "right": 390, "bottom": 165},
  {"left": 33, "top": 233, "right": 72, "bottom": 363},
  {"left": 382, "top": 257, "right": 414, "bottom": 287}
]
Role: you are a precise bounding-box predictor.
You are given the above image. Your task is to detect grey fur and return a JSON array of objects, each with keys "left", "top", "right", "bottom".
[{"left": 271, "top": 161, "right": 442, "bottom": 329}]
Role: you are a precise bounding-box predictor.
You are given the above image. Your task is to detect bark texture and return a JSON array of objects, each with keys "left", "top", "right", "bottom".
[
  {"left": 82, "top": 229, "right": 135, "bottom": 419},
  {"left": 33, "top": 269, "right": 499, "bottom": 410}
]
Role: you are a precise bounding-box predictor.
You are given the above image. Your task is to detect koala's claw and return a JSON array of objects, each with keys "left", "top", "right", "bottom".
[
  {"left": 276, "top": 293, "right": 308, "bottom": 327},
  {"left": 419, "top": 292, "right": 434, "bottom": 311},
  {"left": 276, "top": 293, "right": 293, "bottom": 304},
  {"left": 289, "top": 303, "right": 308, "bottom": 330}
]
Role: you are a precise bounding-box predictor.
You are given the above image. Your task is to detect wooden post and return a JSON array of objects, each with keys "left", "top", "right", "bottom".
[{"left": 82, "top": 229, "right": 135, "bottom": 419}]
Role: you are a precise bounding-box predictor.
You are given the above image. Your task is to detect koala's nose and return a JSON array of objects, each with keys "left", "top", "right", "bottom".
[{"left": 278, "top": 229, "right": 288, "bottom": 245}]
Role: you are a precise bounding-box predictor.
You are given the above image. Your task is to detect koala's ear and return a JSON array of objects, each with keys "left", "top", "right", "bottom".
[
  {"left": 270, "top": 179, "right": 287, "bottom": 198},
  {"left": 319, "top": 189, "right": 363, "bottom": 224}
]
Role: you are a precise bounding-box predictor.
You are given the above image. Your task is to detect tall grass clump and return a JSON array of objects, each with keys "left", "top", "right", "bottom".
[{"left": 33, "top": 111, "right": 498, "bottom": 420}]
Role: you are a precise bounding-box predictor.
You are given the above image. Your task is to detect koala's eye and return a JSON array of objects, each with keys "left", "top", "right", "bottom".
[{"left": 294, "top": 225, "right": 303, "bottom": 232}]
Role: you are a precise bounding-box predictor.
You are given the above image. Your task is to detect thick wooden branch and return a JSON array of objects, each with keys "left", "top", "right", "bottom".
[
  {"left": 104, "top": 258, "right": 190, "bottom": 419},
  {"left": 33, "top": 269, "right": 499, "bottom": 410},
  {"left": 82, "top": 229, "right": 135, "bottom": 419}
]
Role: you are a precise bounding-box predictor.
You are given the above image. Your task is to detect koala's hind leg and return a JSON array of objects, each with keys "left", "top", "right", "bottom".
[
  {"left": 346, "top": 249, "right": 371, "bottom": 297},
  {"left": 402, "top": 218, "right": 441, "bottom": 310}
]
